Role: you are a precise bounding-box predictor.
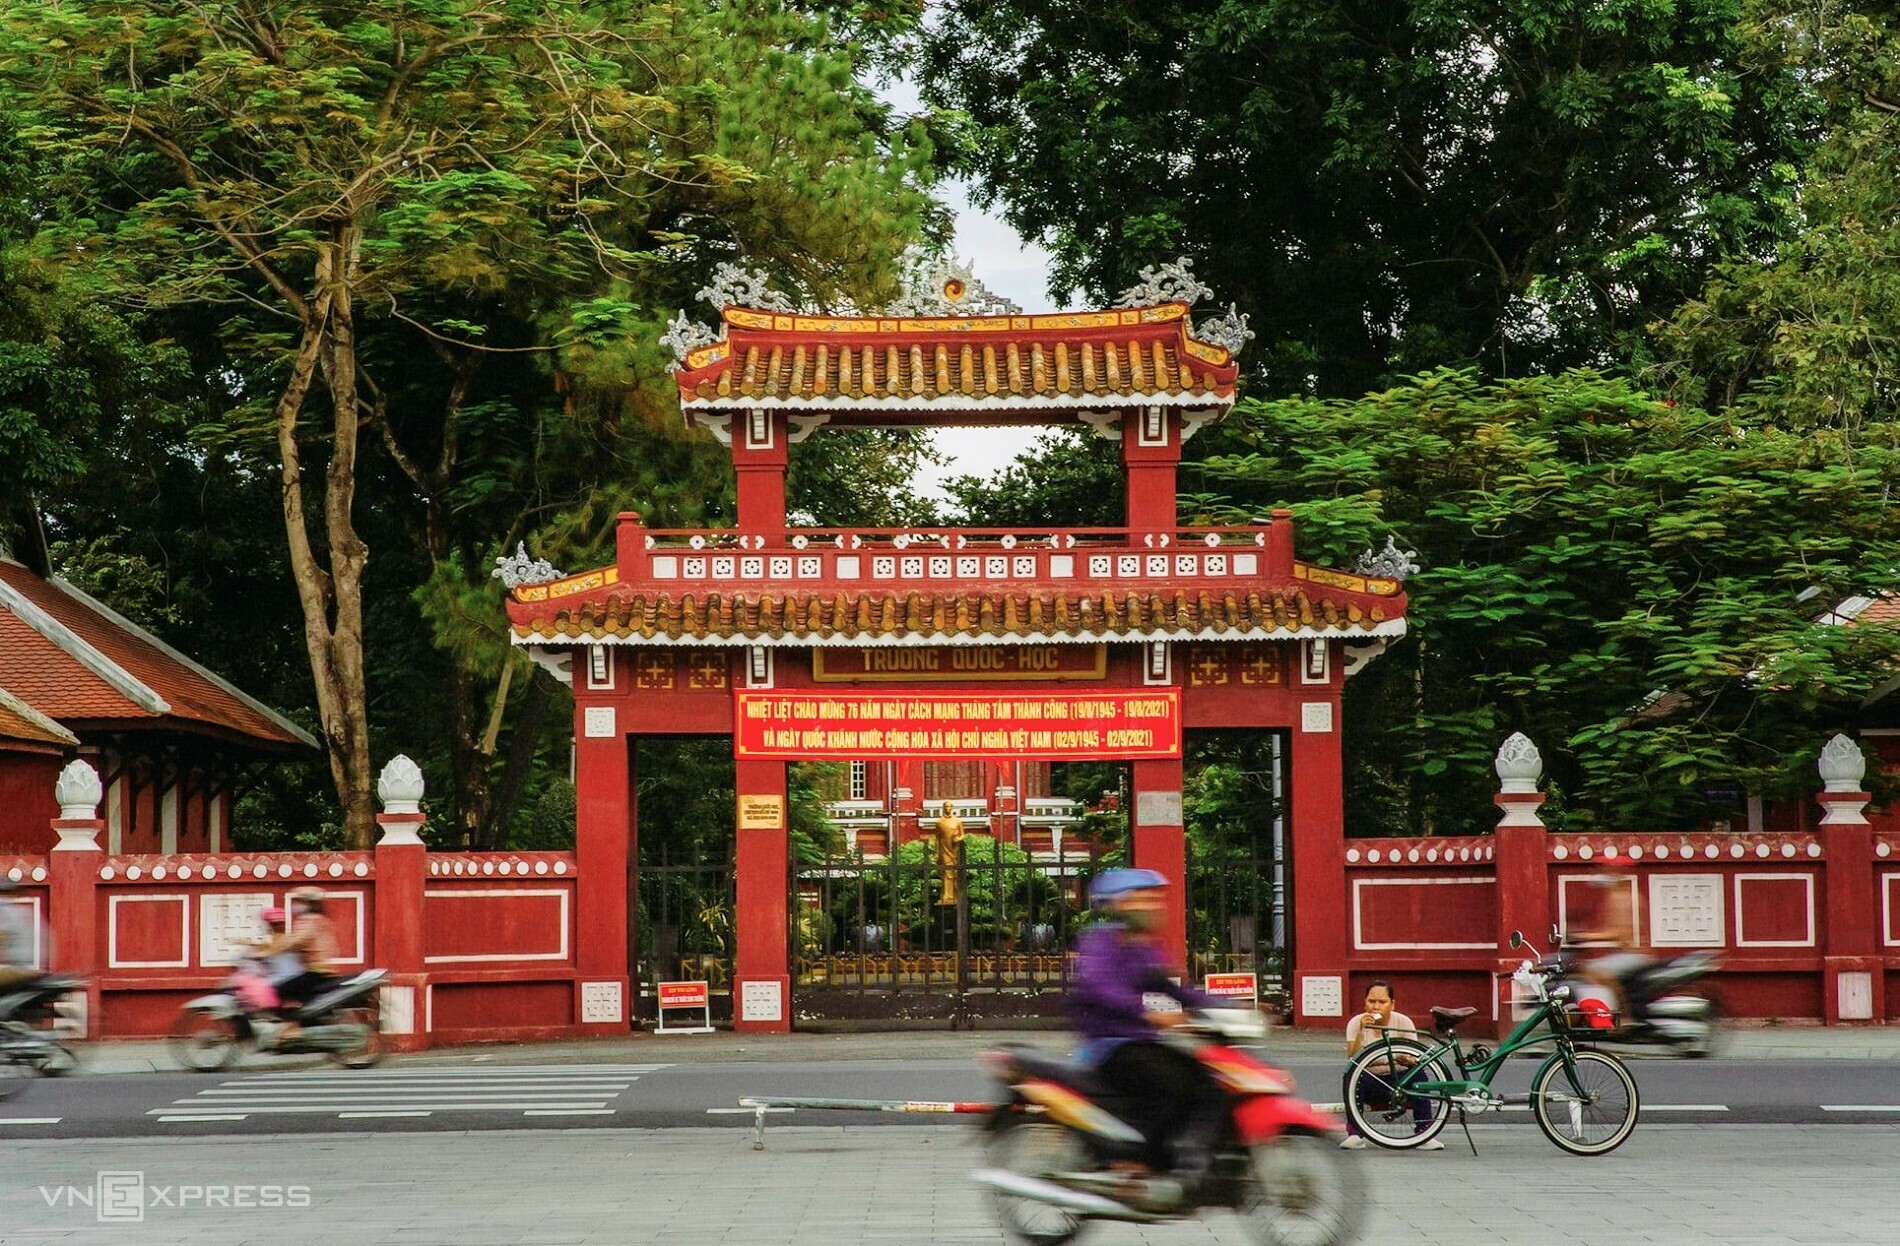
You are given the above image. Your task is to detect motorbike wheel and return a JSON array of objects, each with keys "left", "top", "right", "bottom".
[
  {"left": 984, "top": 1119, "right": 1093, "bottom": 1246},
  {"left": 32, "top": 1041, "right": 77, "bottom": 1077},
  {"left": 0, "top": 1055, "right": 30, "bottom": 1101},
  {"left": 1677, "top": 995, "right": 1727, "bottom": 1060},
  {"left": 327, "top": 1006, "right": 383, "bottom": 1069},
  {"left": 1243, "top": 1132, "right": 1367, "bottom": 1246},
  {"left": 170, "top": 1009, "right": 245, "bottom": 1073}
]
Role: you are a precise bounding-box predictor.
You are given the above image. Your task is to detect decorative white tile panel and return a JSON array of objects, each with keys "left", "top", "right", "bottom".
[
  {"left": 957, "top": 556, "right": 980, "bottom": 577},
  {"left": 1117, "top": 555, "right": 1140, "bottom": 576},
  {"left": 1049, "top": 555, "right": 1074, "bottom": 578},
  {"left": 1233, "top": 553, "right": 1258, "bottom": 574},
  {"left": 651, "top": 556, "right": 679, "bottom": 578},
  {"left": 712, "top": 556, "right": 736, "bottom": 578},
  {"left": 1206, "top": 554, "right": 1228, "bottom": 575},
  {"left": 798, "top": 556, "right": 822, "bottom": 578},
  {"left": 1089, "top": 555, "right": 1111, "bottom": 577},
  {"left": 1175, "top": 555, "right": 1198, "bottom": 576},
  {"left": 900, "top": 556, "right": 924, "bottom": 579},
  {"left": 1649, "top": 874, "right": 1724, "bottom": 947},
  {"left": 872, "top": 556, "right": 896, "bottom": 578},
  {"left": 684, "top": 556, "right": 707, "bottom": 577},
  {"left": 769, "top": 556, "right": 792, "bottom": 578},
  {"left": 1014, "top": 556, "right": 1037, "bottom": 577},
  {"left": 1146, "top": 555, "right": 1168, "bottom": 577},
  {"left": 928, "top": 556, "right": 951, "bottom": 578},
  {"left": 740, "top": 556, "right": 764, "bottom": 578},
  {"left": 985, "top": 556, "right": 1008, "bottom": 577}
]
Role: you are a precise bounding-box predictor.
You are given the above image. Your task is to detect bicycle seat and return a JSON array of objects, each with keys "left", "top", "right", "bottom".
[{"left": 1430, "top": 1006, "right": 1479, "bottom": 1033}]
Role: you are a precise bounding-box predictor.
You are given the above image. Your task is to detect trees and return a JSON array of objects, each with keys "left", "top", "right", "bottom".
[
  {"left": 0, "top": 2, "right": 932, "bottom": 845},
  {"left": 917, "top": 0, "right": 1811, "bottom": 395},
  {"left": 1193, "top": 369, "right": 1900, "bottom": 831}
]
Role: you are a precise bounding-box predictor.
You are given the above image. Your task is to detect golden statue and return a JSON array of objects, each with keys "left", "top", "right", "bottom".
[{"left": 930, "top": 801, "right": 966, "bottom": 906}]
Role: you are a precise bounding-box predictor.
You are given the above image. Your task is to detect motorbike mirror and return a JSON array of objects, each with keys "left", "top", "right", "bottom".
[
  {"left": 1508, "top": 930, "right": 1524, "bottom": 950},
  {"left": 1551, "top": 925, "right": 1564, "bottom": 947}
]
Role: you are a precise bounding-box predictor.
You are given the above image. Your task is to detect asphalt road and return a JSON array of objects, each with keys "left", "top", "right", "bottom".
[{"left": 6, "top": 1049, "right": 1900, "bottom": 1138}]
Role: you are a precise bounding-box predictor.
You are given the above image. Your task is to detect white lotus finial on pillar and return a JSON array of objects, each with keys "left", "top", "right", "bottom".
[
  {"left": 1494, "top": 733, "right": 1547, "bottom": 829},
  {"left": 55, "top": 759, "right": 103, "bottom": 819},
  {"left": 1494, "top": 733, "right": 1544, "bottom": 794},
  {"left": 378, "top": 755, "right": 425, "bottom": 814},
  {"left": 1818, "top": 733, "right": 1866, "bottom": 793},
  {"left": 375, "top": 755, "right": 427, "bottom": 846},
  {"left": 52, "top": 758, "right": 104, "bottom": 850},
  {"left": 1816, "top": 733, "right": 1871, "bottom": 827}
]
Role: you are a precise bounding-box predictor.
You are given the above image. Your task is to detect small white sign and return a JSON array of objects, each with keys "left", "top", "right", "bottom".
[
  {"left": 583, "top": 706, "right": 617, "bottom": 739},
  {"left": 199, "top": 893, "right": 274, "bottom": 966},
  {"left": 580, "top": 980, "right": 624, "bottom": 1024},
  {"left": 740, "top": 979, "right": 783, "bottom": 1023},
  {"left": 379, "top": 984, "right": 416, "bottom": 1035},
  {"left": 1839, "top": 971, "right": 1874, "bottom": 1021},
  {"left": 1301, "top": 974, "right": 1344, "bottom": 1017},
  {"left": 1142, "top": 991, "right": 1184, "bottom": 1015},
  {"left": 1300, "top": 702, "right": 1334, "bottom": 734},
  {"left": 1135, "top": 790, "right": 1182, "bottom": 827}
]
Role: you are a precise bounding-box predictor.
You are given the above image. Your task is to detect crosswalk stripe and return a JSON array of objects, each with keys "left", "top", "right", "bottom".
[
  {"left": 193, "top": 1086, "right": 630, "bottom": 1097},
  {"left": 1822, "top": 1105, "right": 1900, "bottom": 1112},
  {"left": 522, "top": 1109, "right": 616, "bottom": 1117},
  {"left": 244, "top": 1063, "right": 670, "bottom": 1078},
  {"left": 338, "top": 1111, "right": 432, "bottom": 1119},
  {"left": 0, "top": 1117, "right": 61, "bottom": 1125},
  {"left": 151, "top": 1101, "right": 612, "bottom": 1116},
  {"left": 157, "top": 1115, "right": 249, "bottom": 1122}
]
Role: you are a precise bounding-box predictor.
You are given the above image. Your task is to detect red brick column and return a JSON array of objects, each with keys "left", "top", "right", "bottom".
[
  {"left": 573, "top": 696, "right": 632, "bottom": 1034},
  {"left": 1492, "top": 734, "right": 1552, "bottom": 1037},
  {"left": 733, "top": 758, "right": 791, "bottom": 1032},
  {"left": 371, "top": 755, "right": 430, "bottom": 1052},
  {"left": 1816, "top": 734, "right": 1881, "bottom": 1024},
  {"left": 47, "top": 760, "right": 103, "bottom": 1036}
]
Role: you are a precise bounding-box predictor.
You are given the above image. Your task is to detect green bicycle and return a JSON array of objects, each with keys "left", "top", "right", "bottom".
[{"left": 1343, "top": 931, "right": 1639, "bottom": 1157}]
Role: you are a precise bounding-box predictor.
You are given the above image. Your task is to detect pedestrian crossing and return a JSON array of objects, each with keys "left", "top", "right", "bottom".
[{"left": 150, "top": 1063, "right": 671, "bottom": 1123}]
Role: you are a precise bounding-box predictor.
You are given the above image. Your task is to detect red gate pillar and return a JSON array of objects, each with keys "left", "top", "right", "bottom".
[
  {"left": 1121, "top": 408, "right": 1181, "bottom": 531},
  {"left": 573, "top": 693, "right": 632, "bottom": 1034},
  {"left": 47, "top": 760, "right": 104, "bottom": 1036},
  {"left": 731, "top": 410, "right": 790, "bottom": 534},
  {"left": 734, "top": 758, "right": 791, "bottom": 1032},
  {"left": 1816, "top": 734, "right": 1881, "bottom": 1024},
  {"left": 1289, "top": 692, "right": 1347, "bottom": 1027},
  {"left": 370, "top": 755, "right": 429, "bottom": 1052},
  {"left": 1492, "top": 734, "right": 1553, "bottom": 1038},
  {"left": 1130, "top": 757, "right": 1188, "bottom": 974}
]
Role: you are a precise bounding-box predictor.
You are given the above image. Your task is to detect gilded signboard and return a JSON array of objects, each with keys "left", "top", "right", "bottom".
[{"left": 812, "top": 645, "right": 1106, "bottom": 683}]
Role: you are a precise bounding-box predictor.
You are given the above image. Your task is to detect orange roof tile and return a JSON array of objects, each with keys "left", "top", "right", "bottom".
[
  {"left": 510, "top": 587, "right": 1399, "bottom": 645},
  {"left": 0, "top": 560, "right": 313, "bottom": 750},
  {"left": 675, "top": 302, "right": 1238, "bottom": 413},
  {"left": 0, "top": 687, "right": 76, "bottom": 750}
]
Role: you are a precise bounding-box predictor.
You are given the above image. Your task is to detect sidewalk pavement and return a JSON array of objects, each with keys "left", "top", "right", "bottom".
[{"left": 63, "top": 1019, "right": 1900, "bottom": 1075}]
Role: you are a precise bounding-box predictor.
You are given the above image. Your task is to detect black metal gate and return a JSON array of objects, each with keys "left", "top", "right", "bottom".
[
  {"left": 635, "top": 841, "right": 736, "bottom": 1025},
  {"left": 792, "top": 836, "right": 1121, "bottom": 1027}
]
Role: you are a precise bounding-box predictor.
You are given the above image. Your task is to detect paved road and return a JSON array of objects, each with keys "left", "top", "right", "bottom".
[
  {"left": 6, "top": 1050, "right": 1900, "bottom": 1137},
  {"left": 4, "top": 1123, "right": 1897, "bottom": 1245}
]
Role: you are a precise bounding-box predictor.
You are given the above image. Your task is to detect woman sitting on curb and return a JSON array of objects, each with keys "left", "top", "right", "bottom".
[{"left": 1340, "top": 979, "right": 1442, "bottom": 1151}]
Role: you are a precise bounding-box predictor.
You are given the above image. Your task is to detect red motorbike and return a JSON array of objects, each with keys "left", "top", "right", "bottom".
[{"left": 972, "top": 1009, "right": 1363, "bottom": 1246}]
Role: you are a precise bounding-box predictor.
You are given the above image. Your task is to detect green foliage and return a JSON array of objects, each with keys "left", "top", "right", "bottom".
[
  {"left": 915, "top": 0, "right": 1813, "bottom": 394},
  {"left": 1195, "top": 369, "right": 1900, "bottom": 830}
]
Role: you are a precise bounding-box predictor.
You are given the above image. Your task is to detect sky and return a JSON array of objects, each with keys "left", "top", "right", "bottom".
[{"left": 878, "top": 78, "right": 1066, "bottom": 507}]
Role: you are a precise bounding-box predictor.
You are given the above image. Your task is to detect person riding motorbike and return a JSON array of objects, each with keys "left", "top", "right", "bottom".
[
  {"left": 255, "top": 888, "right": 340, "bottom": 1040},
  {"left": 1574, "top": 853, "right": 1652, "bottom": 1021},
  {"left": 1068, "top": 868, "right": 1225, "bottom": 1209},
  {"left": 0, "top": 877, "right": 48, "bottom": 994}
]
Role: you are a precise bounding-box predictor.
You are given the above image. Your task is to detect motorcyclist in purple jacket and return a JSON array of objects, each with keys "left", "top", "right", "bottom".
[{"left": 1069, "top": 868, "right": 1224, "bottom": 1208}]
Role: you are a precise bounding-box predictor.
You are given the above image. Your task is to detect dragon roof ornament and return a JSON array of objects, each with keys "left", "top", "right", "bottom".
[
  {"left": 885, "top": 254, "right": 1022, "bottom": 317},
  {"left": 492, "top": 543, "right": 563, "bottom": 589},
  {"left": 1356, "top": 536, "right": 1420, "bottom": 582},
  {"left": 1115, "top": 257, "right": 1253, "bottom": 356}
]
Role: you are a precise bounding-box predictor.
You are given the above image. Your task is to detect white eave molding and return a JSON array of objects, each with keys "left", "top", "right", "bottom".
[
  {"left": 511, "top": 619, "right": 1408, "bottom": 649},
  {"left": 0, "top": 685, "right": 80, "bottom": 746},
  {"left": 0, "top": 571, "right": 171, "bottom": 715}
]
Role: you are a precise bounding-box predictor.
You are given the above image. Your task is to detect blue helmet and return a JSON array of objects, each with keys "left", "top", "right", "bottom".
[{"left": 1088, "top": 868, "right": 1169, "bottom": 905}]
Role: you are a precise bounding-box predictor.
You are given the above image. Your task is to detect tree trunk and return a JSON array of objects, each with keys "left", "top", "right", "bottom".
[
  {"left": 448, "top": 662, "right": 493, "bottom": 847},
  {"left": 276, "top": 231, "right": 378, "bottom": 850},
  {"left": 480, "top": 665, "right": 560, "bottom": 849}
]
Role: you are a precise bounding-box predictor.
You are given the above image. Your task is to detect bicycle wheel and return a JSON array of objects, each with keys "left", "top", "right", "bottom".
[
  {"left": 1531, "top": 1049, "right": 1639, "bottom": 1155},
  {"left": 1343, "top": 1039, "right": 1452, "bottom": 1149},
  {"left": 0, "top": 1054, "right": 30, "bottom": 1101}
]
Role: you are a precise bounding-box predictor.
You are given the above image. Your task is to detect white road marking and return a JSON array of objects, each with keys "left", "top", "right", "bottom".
[
  {"left": 244, "top": 1063, "right": 670, "bottom": 1078},
  {"left": 1646, "top": 1105, "right": 1729, "bottom": 1112},
  {"left": 522, "top": 1109, "right": 617, "bottom": 1117},
  {"left": 706, "top": 1107, "right": 796, "bottom": 1115},
  {"left": 1822, "top": 1105, "right": 1900, "bottom": 1113},
  {"left": 193, "top": 1086, "right": 631, "bottom": 1098},
  {"left": 0, "top": 1117, "right": 61, "bottom": 1125},
  {"left": 157, "top": 1115, "right": 250, "bottom": 1123},
  {"left": 155, "top": 1064, "right": 661, "bottom": 1121},
  {"left": 152, "top": 1102, "right": 612, "bottom": 1116},
  {"left": 338, "top": 1111, "right": 433, "bottom": 1119}
]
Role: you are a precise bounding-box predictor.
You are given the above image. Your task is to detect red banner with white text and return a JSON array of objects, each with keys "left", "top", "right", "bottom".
[{"left": 734, "top": 690, "right": 1181, "bottom": 760}]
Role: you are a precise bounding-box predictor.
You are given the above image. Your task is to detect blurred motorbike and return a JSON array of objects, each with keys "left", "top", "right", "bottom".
[
  {"left": 972, "top": 1008, "right": 1363, "bottom": 1246},
  {"left": 0, "top": 973, "right": 84, "bottom": 1098},
  {"left": 1552, "top": 928, "right": 1724, "bottom": 1057},
  {"left": 170, "top": 961, "right": 387, "bottom": 1071}
]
